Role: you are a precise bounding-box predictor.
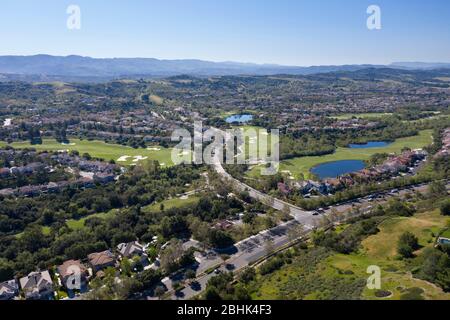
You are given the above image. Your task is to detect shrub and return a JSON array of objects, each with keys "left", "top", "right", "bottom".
[
  {"left": 400, "top": 287, "right": 424, "bottom": 300},
  {"left": 440, "top": 200, "right": 450, "bottom": 216},
  {"left": 259, "top": 257, "right": 285, "bottom": 275},
  {"left": 397, "top": 232, "right": 419, "bottom": 258}
]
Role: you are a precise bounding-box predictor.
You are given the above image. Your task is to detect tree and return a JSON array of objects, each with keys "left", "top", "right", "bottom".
[
  {"left": 242, "top": 213, "right": 256, "bottom": 225},
  {"left": 264, "top": 239, "right": 275, "bottom": 256},
  {"left": 386, "top": 199, "right": 415, "bottom": 217},
  {"left": 42, "top": 209, "right": 54, "bottom": 226},
  {"left": 204, "top": 286, "right": 222, "bottom": 300},
  {"left": 146, "top": 246, "right": 158, "bottom": 262},
  {"left": 329, "top": 208, "right": 341, "bottom": 223},
  {"left": 120, "top": 258, "right": 132, "bottom": 276},
  {"left": 0, "top": 258, "right": 14, "bottom": 282},
  {"left": 428, "top": 181, "right": 447, "bottom": 198},
  {"left": 154, "top": 286, "right": 166, "bottom": 300},
  {"left": 137, "top": 269, "right": 161, "bottom": 290},
  {"left": 207, "top": 229, "right": 234, "bottom": 249},
  {"left": 398, "top": 232, "right": 419, "bottom": 258},
  {"left": 239, "top": 268, "right": 256, "bottom": 284},
  {"left": 160, "top": 240, "right": 185, "bottom": 273},
  {"left": 287, "top": 224, "right": 304, "bottom": 243},
  {"left": 440, "top": 200, "right": 450, "bottom": 216},
  {"left": 20, "top": 225, "right": 47, "bottom": 252},
  {"left": 233, "top": 283, "right": 251, "bottom": 300},
  {"left": 185, "top": 269, "right": 196, "bottom": 280},
  {"left": 418, "top": 248, "right": 450, "bottom": 292}
]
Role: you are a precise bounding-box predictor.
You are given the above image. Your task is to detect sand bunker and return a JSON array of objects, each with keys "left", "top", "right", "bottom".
[
  {"left": 132, "top": 156, "right": 148, "bottom": 162},
  {"left": 3, "top": 119, "right": 12, "bottom": 127},
  {"left": 117, "top": 156, "right": 131, "bottom": 162}
]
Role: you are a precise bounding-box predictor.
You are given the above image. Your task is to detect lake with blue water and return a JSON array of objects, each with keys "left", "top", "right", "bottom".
[
  {"left": 225, "top": 114, "right": 253, "bottom": 124},
  {"left": 311, "top": 160, "right": 366, "bottom": 180},
  {"left": 348, "top": 141, "right": 392, "bottom": 149}
]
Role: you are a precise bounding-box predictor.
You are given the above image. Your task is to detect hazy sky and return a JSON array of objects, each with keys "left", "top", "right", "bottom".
[{"left": 1, "top": 0, "right": 449, "bottom": 66}]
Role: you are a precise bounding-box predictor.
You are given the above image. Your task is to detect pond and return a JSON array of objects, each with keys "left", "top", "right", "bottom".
[
  {"left": 225, "top": 114, "right": 253, "bottom": 124},
  {"left": 311, "top": 160, "right": 366, "bottom": 180},
  {"left": 348, "top": 141, "right": 392, "bottom": 149}
]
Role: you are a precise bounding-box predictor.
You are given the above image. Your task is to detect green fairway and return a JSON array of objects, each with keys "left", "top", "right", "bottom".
[
  {"left": 0, "top": 139, "right": 175, "bottom": 166},
  {"left": 143, "top": 195, "right": 200, "bottom": 213},
  {"left": 233, "top": 126, "right": 273, "bottom": 162},
  {"left": 66, "top": 209, "right": 119, "bottom": 230},
  {"left": 330, "top": 113, "right": 393, "bottom": 120},
  {"left": 250, "top": 130, "right": 433, "bottom": 180}
]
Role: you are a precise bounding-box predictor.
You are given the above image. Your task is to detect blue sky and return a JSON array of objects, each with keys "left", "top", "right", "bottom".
[{"left": 0, "top": 0, "right": 449, "bottom": 65}]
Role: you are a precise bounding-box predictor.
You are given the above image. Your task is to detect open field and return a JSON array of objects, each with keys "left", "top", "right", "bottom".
[
  {"left": 252, "top": 210, "right": 450, "bottom": 300},
  {"left": 330, "top": 210, "right": 450, "bottom": 300},
  {"left": 249, "top": 130, "right": 433, "bottom": 180},
  {"left": 0, "top": 139, "right": 175, "bottom": 166}
]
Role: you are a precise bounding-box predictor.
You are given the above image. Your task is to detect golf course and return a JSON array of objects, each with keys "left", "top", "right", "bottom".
[
  {"left": 0, "top": 139, "right": 175, "bottom": 166},
  {"left": 249, "top": 129, "right": 433, "bottom": 180}
]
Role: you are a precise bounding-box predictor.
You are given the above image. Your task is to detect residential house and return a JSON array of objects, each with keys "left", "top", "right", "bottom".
[
  {"left": 117, "top": 241, "right": 148, "bottom": 267},
  {"left": 214, "top": 220, "right": 234, "bottom": 231},
  {"left": 117, "top": 241, "right": 145, "bottom": 259},
  {"left": 0, "top": 168, "right": 11, "bottom": 178},
  {"left": 0, "top": 188, "right": 14, "bottom": 197},
  {"left": 57, "top": 260, "right": 89, "bottom": 289},
  {"left": 88, "top": 250, "right": 116, "bottom": 272},
  {"left": 0, "top": 279, "right": 19, "bottom": 300},
  {"left": 277, "top": 182, "right": 291, "bottom": 195},
  {"left": 19, "top": 271, "right": 54, "bottom": 300},
  {"left": 93, "top": 172, "right": 116, "bottom": 184}
]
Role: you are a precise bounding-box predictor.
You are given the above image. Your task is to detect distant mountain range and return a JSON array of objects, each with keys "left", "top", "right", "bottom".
[{"left": 0, "top": 54, "right": 449, "bottom": 81}]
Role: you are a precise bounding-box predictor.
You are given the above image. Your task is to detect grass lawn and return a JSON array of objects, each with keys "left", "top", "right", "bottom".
[
  {"left": 440, "top": 228, "right": 450, "bottom": 239},
  {"left": 0, "top": 138, "right": 175, "bottom": 166},
  {"left": 142, "top": 196, "right": 200, "bottom": 213},
  {"left": 65, "top": 209, "right": 119, "bottom": 230},
  {"left": 15, "top": 225, "right": 51, "bottom": 239},
  {"left": 249, "top": 130, "right": 433, "bottom": 180}
]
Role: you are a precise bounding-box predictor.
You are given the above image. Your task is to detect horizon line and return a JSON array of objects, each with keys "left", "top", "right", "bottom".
[{"left": 1, "top": 53, "right": 450, "bottom": 69}]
